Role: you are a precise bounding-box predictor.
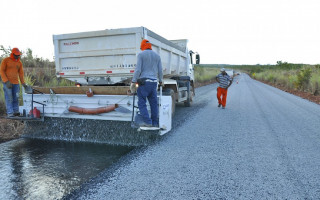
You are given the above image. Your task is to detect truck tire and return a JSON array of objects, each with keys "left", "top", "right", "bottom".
[
  {"left": 163, "top": 89, "right": 176, "bottom": 116},
  {"left": 184, "top": 82, "right": 193, "bottom": 107}
]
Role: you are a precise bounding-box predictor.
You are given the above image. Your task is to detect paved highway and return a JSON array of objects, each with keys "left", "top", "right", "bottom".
[{"left": 69, "top": 74, "right": 320, "bottom": 199}]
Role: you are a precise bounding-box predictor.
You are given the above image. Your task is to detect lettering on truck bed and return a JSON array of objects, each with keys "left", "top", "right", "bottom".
[
  {"left": 110, "top": 64, "right": 136, "bottom": 68},
  {"left": 64, "top": 42, "right": 79, "bottom": 46},
  {"left": 61, "top": 64, "right": 136, "bottom": 71}
]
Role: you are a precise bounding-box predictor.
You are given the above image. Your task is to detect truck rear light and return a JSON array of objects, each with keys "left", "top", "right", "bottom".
[
  {"left": 106, "top": 71, "right": 112, "bottom": 73},
  {"left": 59, "top": 72, "right": 65, "bottom": 75},
  {"left": 80, "top": 72, "right": 85, "bottom": 74},
  {"left": 130, "top": 70, "right": 134, "bottom": 73}
]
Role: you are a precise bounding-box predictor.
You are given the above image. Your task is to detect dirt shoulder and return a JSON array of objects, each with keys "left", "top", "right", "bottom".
[
  {"left": 0, "top": 118, "right": 24, "bottom": 143},
  {"left": 257, "top": 79, "right": 320, "bottom": 105}
]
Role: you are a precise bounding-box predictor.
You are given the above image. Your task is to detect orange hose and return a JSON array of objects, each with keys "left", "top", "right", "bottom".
[{"left": 68, "top": 104, "right": 118, "bottom": 115}]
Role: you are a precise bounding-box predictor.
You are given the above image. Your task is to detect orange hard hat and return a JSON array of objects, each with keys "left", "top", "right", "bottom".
[
  {"left": 12, "top": 48, "right": 22, "bottom": 55},
  {"left": 140, "top": 39, "right": 152, "bottom": 51}
]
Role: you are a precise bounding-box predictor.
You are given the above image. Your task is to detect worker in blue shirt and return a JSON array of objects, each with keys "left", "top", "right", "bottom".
[{"left": 131, "top": 39, "right": 163, "bottom": 127}]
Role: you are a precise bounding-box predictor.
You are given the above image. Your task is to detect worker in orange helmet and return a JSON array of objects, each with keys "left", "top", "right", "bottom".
[
  {"left": 131, "top": 39, "right": 163, "bottom": 127},
  {"left": 0, "top": 48, "right": 27, "bottom": 117}
]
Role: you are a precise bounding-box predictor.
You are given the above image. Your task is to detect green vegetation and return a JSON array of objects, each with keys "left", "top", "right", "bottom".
[
  {"left": 0, "top": 46, "right": 74, "bottom": 114},
  {"left": 233, "top": 62, "right": 320, "bottom": 95},
  {"left": 194, "top": 65, "right": 220, "bottom": 82}
]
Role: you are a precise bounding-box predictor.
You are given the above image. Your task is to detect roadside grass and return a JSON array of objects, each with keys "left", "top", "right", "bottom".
[
  {"left": 310, "top": 69, "right": 320, "bottom": 95},
  {"left": 253, "top": 69, "right": 297, "bottom": 89},
  {"left": 194, "top": 65, "right": 220, "bottom": 83},
  {"left": 251, "top": 65, "right": 320, "bottom": 95}
]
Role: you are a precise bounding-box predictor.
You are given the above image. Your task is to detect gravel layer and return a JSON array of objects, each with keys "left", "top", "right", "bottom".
[{"left": 70, "top": 74, "right": 320, "bottom": 199}]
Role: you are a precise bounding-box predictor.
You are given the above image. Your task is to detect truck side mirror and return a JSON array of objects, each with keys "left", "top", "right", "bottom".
[
  {"left": 189, "top": 52, "right": 193, "bottom": 64},
  {"left": 196, "top": 54, "right": 200, "bottom": 64}
]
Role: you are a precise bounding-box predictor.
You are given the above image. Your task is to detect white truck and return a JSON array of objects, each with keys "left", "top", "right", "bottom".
[{"left": 19, "top": 27, "right": 200, "bottom": 137}]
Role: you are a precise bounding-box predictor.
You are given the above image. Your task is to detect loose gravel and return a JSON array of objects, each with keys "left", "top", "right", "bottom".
[{"left": 69, "top": 74, "right": 320, "bottom": 199}]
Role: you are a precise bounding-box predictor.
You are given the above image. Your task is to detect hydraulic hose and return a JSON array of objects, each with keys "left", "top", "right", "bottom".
[{"left": 68, "top": 104, "right": 118, "bottom": 115}]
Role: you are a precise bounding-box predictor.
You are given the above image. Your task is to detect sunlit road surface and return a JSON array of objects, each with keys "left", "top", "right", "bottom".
[{"left": 70, "top": 74, "right": 320, "bottom": 200}]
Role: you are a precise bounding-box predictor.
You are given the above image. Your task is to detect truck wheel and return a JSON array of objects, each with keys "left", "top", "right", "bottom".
[
  {"left": 184, "top": 83, "right": 193, "bottom": 107},
  {"left": 184, "top": 95, "right": 192, "bottom": 107},
  {"left": 163, "top": 89, "right": 176, "bottom": 116}
]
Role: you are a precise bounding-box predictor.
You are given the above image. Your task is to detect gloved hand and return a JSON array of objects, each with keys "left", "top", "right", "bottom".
[
  {"left": 130, "top": 82, "right": 137, "bottom": 94},
  {"left": 22, "top": 83, "right": 33, "bottom": 94},
  {"left": 159, "top": 82, "right": 164, "bottom": 87},
  {"left": 5, "top": 81, "right": 12, "bottom": 89}
]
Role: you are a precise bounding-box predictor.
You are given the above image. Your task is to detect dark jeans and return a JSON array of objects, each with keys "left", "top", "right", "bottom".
[
  {"left": 137, "top": 81, "right": 158, "bottom": 126},
  {"left": 3, "top": 83, "right": 20, "bottom": 114}
]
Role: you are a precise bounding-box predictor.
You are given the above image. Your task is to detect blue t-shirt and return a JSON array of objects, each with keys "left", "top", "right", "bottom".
[{"left": 132, "top": 49, "right": 163, "bottom": 83}]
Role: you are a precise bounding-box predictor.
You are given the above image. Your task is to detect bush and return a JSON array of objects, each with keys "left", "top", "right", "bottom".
[
  {"left": 310, "top": 69, "right": 320, "bottom": 95},
  {"left": 267, "top": 73, "right": 275, "bottom": 83},
  {"left": 194, "top": 66, "right": 220, "bottom": 82},
  {"left": 295, "top": 67, "right": 312, "bottom": 91},
  {"left": 288, "top": 75, "right": 298, "bottom": 89}
]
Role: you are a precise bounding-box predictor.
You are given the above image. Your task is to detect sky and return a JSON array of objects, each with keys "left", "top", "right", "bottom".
[{"left": 1, "top": 0, "right": 320, "bottom": 65}]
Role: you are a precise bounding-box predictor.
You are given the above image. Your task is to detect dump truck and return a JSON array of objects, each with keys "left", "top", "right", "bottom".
[{"left": 18, "top": 27, "right": 200, "bottom": 145}]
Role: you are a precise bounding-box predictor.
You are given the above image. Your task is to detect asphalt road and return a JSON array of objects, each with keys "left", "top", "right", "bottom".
[{"left": 69, "top": 74, "right": 320, "bottom": 199}]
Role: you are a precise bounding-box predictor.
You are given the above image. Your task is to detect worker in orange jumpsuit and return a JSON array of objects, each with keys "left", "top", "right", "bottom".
[
  {"left": 0, "top": 48, "right": 27, "bottom": 117},
  {"left": 216, "top": 68, "right": 233, "bottom": 109}
]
